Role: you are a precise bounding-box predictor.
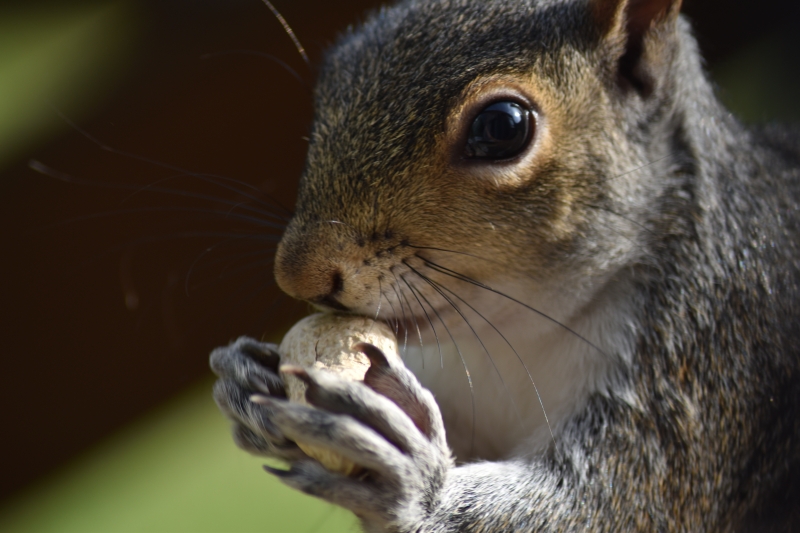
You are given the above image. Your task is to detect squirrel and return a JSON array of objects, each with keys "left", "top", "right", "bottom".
[{"left": 210, "top": 0, "right": 800, "bottom": 531}]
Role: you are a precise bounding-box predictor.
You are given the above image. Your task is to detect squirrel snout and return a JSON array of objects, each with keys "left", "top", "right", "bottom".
[{"left": 274, "top": 238, "right": 350, "bottom": 311}]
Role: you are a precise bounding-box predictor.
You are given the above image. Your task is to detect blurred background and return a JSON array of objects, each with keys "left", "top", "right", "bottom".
[{"left": 0, "top": 0, "right": 798, "bottom": 531}]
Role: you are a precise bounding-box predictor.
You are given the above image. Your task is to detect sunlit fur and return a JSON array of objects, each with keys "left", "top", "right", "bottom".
[{"left": 252, "top": 0, "right": 800, "bottom": 530}]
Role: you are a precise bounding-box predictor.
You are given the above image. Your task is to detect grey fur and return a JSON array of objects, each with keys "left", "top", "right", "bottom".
[{"left": 211, "top": 0, "right": 800, "bottom": 530}]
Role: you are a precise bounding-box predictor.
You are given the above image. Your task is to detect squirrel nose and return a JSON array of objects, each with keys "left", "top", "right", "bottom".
[
  {"left": 274, "top": 239, "right": 349, "bottom": 311},
  {"left": 310, "top": 271, "right": 350, "bottom": 311}
]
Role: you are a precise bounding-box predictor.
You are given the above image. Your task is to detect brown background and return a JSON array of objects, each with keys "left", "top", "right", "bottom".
[{"left": 1, "top": 0, "right": 798, "bottom": 502}]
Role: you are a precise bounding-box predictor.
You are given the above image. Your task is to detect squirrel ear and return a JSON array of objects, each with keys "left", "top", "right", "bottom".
[{"left": 591, "top": 0, "right": 683, "bottom": 95}]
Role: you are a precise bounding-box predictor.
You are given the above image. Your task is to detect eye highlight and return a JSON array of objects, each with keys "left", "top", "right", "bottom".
[{"left": 464, "top": 101, "right": 534, "bottom": 160}]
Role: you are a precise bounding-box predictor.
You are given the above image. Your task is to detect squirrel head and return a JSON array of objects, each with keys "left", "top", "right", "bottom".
[{"left": 275, "top": 0, "right": 690, "bottom": 321}]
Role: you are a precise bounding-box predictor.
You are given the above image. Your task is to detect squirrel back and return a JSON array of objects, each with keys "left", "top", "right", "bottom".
[{"left": 212, "top": 0, "right": 800, "bottom": 530}]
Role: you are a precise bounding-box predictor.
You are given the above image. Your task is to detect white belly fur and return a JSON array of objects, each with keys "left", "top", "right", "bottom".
[{"left": 400, "top": 278, "right": 639, "bottom": 462}]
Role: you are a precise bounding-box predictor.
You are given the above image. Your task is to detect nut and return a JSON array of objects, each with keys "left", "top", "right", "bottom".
[{"left": 278, "top": 313, "right": 399, "bottom": 476}]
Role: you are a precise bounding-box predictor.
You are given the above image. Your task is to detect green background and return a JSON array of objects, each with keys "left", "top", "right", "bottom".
[{"left": 0, "top": 380, "right": 357, "bottom": 532}]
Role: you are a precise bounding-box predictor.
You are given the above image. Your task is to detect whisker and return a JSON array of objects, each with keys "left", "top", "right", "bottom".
[
  {"left": 39, "top": 206, "right": 286, "bottom": 232},
  {"left": 378, "top": 279, "right": 401, "bottom": 336},
  {"left": 576, "top": 208, "right": 651, "bottom": 252},
  {"left": 187, "top": 239, "right": 276, "bottom": 280},
  {"left": 184, "top": 237, "right": 275, "bottom": 295},
  {"left": 324, "top": 219, "right": 359, "bottom": 233},
  {"left": 395, "top": 273, "right": 426, "bottom": 358},
  {"left": 400, "top": 276, "right": 442, "bottom": 369},
  {"left": 195, "top": 273, "right": 281, "bottom": 334},
  {"left": 408, "top": 244, "right": 506, "bottom": 266},
  {"left": 121, "top": 172, "right": 292, "bottom": 222},
  {"left": 405, "top": 262, "right": 524, "bottom": 427},
  {"left": 30, "top": 159, "right": 290, "bottom": 226},
  {"left": 207, "top": 246, "right": 274, "bottom": 266},
  {"left": 254, "top": 294, "right": 303, "bottom": 339},
  {"left": 605, "top": 152, "right": 674, "bottom": 182},
  {"left": 390, "top": 278, "right": 410, "bottom": 353},
  {"left": 370, "top": 277, "right": 384, "bottom": 333},
  {"left": 199, "top": 49, "right": 308, "bottom": 89},
  {"left": 415, "top": 262, "right": 556, "bottom": 448},
  {"left": 32, "top": 113, "right": 294, "bottom": 219},
  {"left": 403, "top": 276, "right": 477, "bottom": 456},
  {"left": 417, "top": 255, "right": 609, "bottom": 360},
  {"left": 577, "top": 200, "right": 655, "bottom": 238},
  {"left": 373, "top": 280, "right": 410, "bottom": 359},
  {"left": 260, "top": 1, "right": 310, "bottom": 67},
  {"left": 217, "top": 258, "right": 275, "bottom": 282},
  {"left": 72, "top": 230, "right": 275, "bottom": 271}
]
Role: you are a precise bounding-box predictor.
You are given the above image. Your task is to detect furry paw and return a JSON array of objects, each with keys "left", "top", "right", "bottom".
[
  {"left": 247, "top": 343, "right": 452, "bottom": 529},
  {"left": 210, "top": 337, "right": 306, "bottom": 462}
]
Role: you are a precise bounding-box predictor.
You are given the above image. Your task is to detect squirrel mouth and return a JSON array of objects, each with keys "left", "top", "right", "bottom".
[{"left": 310, "top": 294, "right": 350, "bottom": 313}]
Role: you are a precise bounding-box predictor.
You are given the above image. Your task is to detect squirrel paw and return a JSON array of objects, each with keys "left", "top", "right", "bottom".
[
  {"left": 210, "top": 337, "right": 307, "bottom": 462},
  {"left": 250, "top": 344, "right": 453, "bottom": 528}
]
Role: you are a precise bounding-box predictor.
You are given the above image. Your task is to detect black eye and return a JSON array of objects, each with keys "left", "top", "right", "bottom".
[{"left": 464, "top": 101, "right": 533, "bottom": 160}]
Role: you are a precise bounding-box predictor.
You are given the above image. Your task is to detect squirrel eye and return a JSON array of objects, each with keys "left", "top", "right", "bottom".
[{"left": 464, "top": 101, "right": 533, "bottom": 160}]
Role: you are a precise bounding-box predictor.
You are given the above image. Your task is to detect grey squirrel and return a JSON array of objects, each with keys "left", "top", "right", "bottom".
[{"left": 210, "top": 0, "right": 800, "bottom": 530}]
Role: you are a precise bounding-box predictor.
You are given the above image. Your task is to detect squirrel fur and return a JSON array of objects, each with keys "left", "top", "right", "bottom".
[{"left": 210, "top": 0, "right": 800, "bottom": 530}]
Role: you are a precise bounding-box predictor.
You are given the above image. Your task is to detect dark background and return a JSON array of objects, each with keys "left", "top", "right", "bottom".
[{"left": 1, "top": 0, "right": 798, "bottom": 503}]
